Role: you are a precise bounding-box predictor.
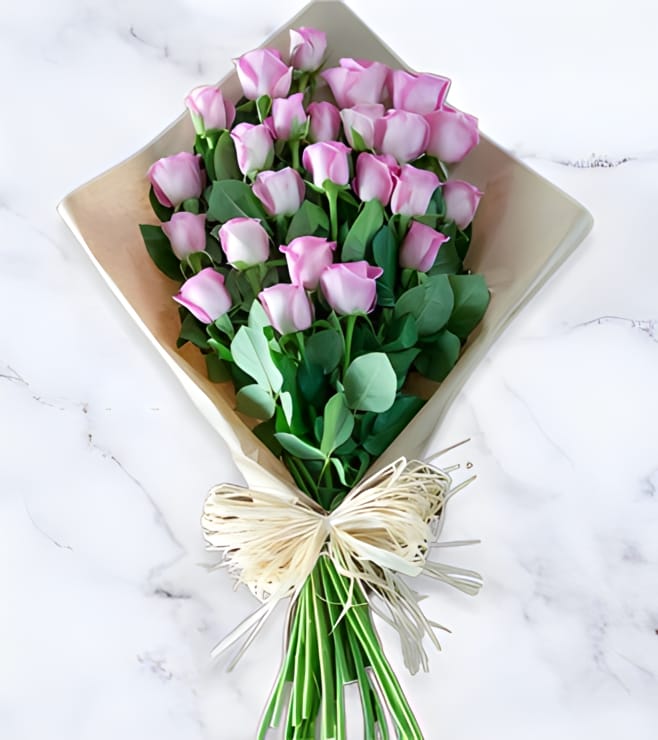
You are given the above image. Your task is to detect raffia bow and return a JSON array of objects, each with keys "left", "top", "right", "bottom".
[{"left": 202, "top": 454, "right": 482, "bottom": 673}]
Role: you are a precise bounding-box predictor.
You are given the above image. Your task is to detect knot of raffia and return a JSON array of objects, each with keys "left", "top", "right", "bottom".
[{"left": 202, "top": 456, "right": 482, "bottom": 673}]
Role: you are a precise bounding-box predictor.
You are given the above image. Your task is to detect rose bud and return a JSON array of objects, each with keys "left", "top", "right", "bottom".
[
  {"left": 173, "top": 268, "right": 231, "bottom": 324},
  {"left": 259, "top": 283, "right": 314, "bottom": 334},
  {"left": 289, "top": 27, "right": 327, "bottom": 71},
  {"left": 340, "top": 104, "right": 385, "bottom": 149},
  {"left": 270, "top": 93, "right": 307, "bottom": 140},
  {"left": 390, "top": 165, "right": 440, "bottom": 216},
  {"left": 321, "top": 58, "right": 389, "bottom": 108},
  {"left": 184, "top": 85, "right": 235, "bottom": 134},
  {"left": 253, "top": 167, "right": 305, "bottom": 217},
  {"left": 307, "top": 101, "right": 341, "bottom": 142},
  {"left": 147, "top": 152, "right": 204, "bottom": 208},
  {"left": 161, "top": 212, "right": 207, "bottom": 260},
  {"left": 425, "top": 106, "right": 479, "bottom": 163},
  {"left": 218, "top": 217, "right": 270, "bottom": 268},
  {"left": 399, "top": 221, "right": 449, "bottom": 272},
  {"left": 374, "top": 110, "right": 429, "bottom": 164},
  {"left": 302, "top": 141, "right": 352, "bottom": 188},
  {"left": 389, "top": 70, "right": 450, "bottom": 114},
  {"left": 280, "top": 236, "right": 336, "bottom": 290},
  {"left": 234, "top": 48, "right": 293, "bottom": 100},
  {"left": 230, "top": 123, "right": 274, "bottom": 176},
  {"left": 442, "top": 179, "right": 483, "bottom": 230},
  {"left": 353, "top": 153, "right": 398, "bottom": 206},
  {"left": 320, "top": 261, "right": 383, "bottom": 316}
]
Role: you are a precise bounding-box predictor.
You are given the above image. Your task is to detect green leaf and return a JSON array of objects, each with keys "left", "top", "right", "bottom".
[
  {"left": 331, "top": 457, "right": 349, "bottom": 486},
  {"left": 275, "top": 433, "right": 326, "bottom": 461},
  {"left": 213, "top": 131, "right": 241, "bottom": 180},
  {"left": 414, "top": 330, "right": 461, "bottom": 382},
  {"left": 305, "top": 330, "right": 343, "bottom": 373},
  {"left": 236, "top": 384, "right": 275, "bottom": 419},
  {"left": 140, "top": 224, "right": 181, "bottom": 280},
  {"left": 381, "top": 314, "right": 418, "bottom": 352},
  {"left": 148, "top": 187, "right": 173, "bottom": 222},
  {"left": 252, "top": 418, "right": 282, "bottom": 456},
  {"left": 181, "top": 198, "right": 200, "bottom": 214},
  {"left": 298, "top": 360, "right": 326, "bottom": 403},
  {"left": 363, "top": 395, "right": 425, "bottom": 456},
  {"left": 280, "top": 391, "right": 293, "bottom": 426},
  {"left": 349, "top": 127, "right": 368, "bottom": 152},
  {"left": 205, "top": 353, "right": 231, "bottom": 382},
  {"left": 320, "top": 394, "right": 354, "bottom": 456},
  {"left": 341, "top": 199, "right": 384, "bottom": 261},
  {"left": 343, "top": 352, "right": 397, "bottom": 413},
  {"left": 446, "top": 274, "right": 490, "bottom": 338},
  {"left": 177, "top": 312, "right": 208, "bottom": 349},
  {"left": 388, "top": 348, "right": 421, "bottom": 389},
  {"left": 285, "top": 200, "right": 329, "bottom": 241},
  {"left": 256, "top": 94, "right": 272, "bottom": 122},
  {"left": 207, "top": 180, "right": 268, "bottom": 223},
  {"left": 428, "top": 237, "right": 462, "bottom": 275},
  {"left": 207, "top": 338, "right": 233, "bottom": 362},
  {"left": 372, "top": 225, "right": 398, "bottom": 307},
  {"left": 248, "top": 299, "right": 271, "bottom": 332},
  {"left": 394, "top": 273, "right": 454, "bottom": 335},
  {"left": 230, "top": 326, "right": 283, "bottom": 393}
]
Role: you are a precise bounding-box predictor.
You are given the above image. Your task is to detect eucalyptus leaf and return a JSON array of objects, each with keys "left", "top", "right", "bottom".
[
  {"left": 341, "top": 199, "right": 384, "bottom": 261},
  {"left": 414, "top": 330, "right": 461, "bottom": 382},
  {"left": 236, "top": 384, "right": 276, "bottom": 419},
  {"left": 286, "top": 200, "right": 329, "bottom": 241},
  {"left": 305, "top": 330, "right": 343, "bottom": 373},
  {"left": 394, "top": 273, "right": 454, "bottom": 335},
  {"left": 446, "top": 274, "right": 490, "bottom": 338},
  {"left": 248, "top": 299, "right": 271, "bottom": 332},
  {"left": 230, "top": 326, "right": 283, "bottom": 393},
  {"left": 140, "top": 224, "right": 181, "bottom": 280},
  {"left": 343, "top": 352, "right": 397, "bottom": 413},
  {"left": 280, "top": 391, "right": 294, "bottom": 426},
  {"left": 207, "top": 180, "right": 268, "bottom": 223},
  {"left": 275, "top": 433, "right": 326, "bottom": 461},
  {"left": 320, "top": 394, "right": 354, "bottom": 456}
]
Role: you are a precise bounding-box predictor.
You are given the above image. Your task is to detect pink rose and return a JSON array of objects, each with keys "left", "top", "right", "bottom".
[
  {"left": 307, "top": 101, "right": 341, "bottom": 142},
  {"left": 218, "top": 217, "right": 270, "bottom": 268},
  {"left": 390, "top": 165, "right": 440, "bottom": 216},
  {"left": 389, "top": 70, "right": 450, "bottom": 114},
  {"left": 340, "top": 104, "right": 385, "bottom": 149},
  {"left": 442, "top": 179, "right": 483, "bottom": 229},
  {"left": 230, "top": 123, "right": 274, "bottom": 176},
  {"left": 353, "top": 153, "right": 398, "bottom": 206},
  {"left": 252, "top": 168, "right": 305, "bottom": 217},
  {"left": 302, "top": 141, "right": 352, "bottom": 188},
  {"left": 259, "top": 284, "right": 314, "bottom": 335},
  {"left": 147, "top": 152, "right": 204, "bottom": 208},
  {"left": 280, "top": 236, "right": 336, "bottom": 290},
  {"left": 184, "top": 85, "right": 236, "bottom": 134},
  {"left": 321, "top": 58, "right": 389, "bottom": 108},
  {"left": 399, "top": 221, "right": 449, "bottom": 272},
  {"left": 173, "top": 268, "right": 231, "bottom": 324},
  {"left": 289, "top": 27, "right": 327, "bottom": 72},
  {"left": 374, "top": 110, "right": 429, "bottom": 164},
  {"left": 161, "top": 212, "right": 207, "bottom": 260},
  {"left": 320, "top": 261, "right": 383, "bottom": 315},
  {"left": 425, "top": 106, "right": 479, "bottom": 163},
  {"left": 269, "top": 93, "right": 307, "bottom": 140},
  {"left": 234, "top": 48, "right": 293, "bottom": 100}
]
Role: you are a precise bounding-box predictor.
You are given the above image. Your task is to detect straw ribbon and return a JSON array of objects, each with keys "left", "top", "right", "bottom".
[{"left": 202, "top": 456, "right": 482, "bottom": 673}]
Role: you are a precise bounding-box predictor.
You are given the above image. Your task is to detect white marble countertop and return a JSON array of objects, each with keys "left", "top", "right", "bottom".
[{"left": 2, "top": 0, "right": 657, "bottom": 738}]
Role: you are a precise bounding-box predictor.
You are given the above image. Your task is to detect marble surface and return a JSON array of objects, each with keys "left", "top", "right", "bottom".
[{"left": 2, "top": 0, "right": 658, "bottom": 738}]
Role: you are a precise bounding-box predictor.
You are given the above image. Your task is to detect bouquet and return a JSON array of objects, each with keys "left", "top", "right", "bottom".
[{"left": 141, "top": 25, "right": 488, "bottom": 739}]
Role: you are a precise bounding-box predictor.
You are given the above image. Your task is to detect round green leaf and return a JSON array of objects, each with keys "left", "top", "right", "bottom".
[
  {"left": 320, "top": 394, "right": 354, "bottom": 455},
  {"left": 447, "top": 274, "right": 490, "bottom": 338},
  {"left": 235, "top": 384, "right": 275, "bottom": 419},
  {"left": 343, "top": 352, "right": 397, "bottom": 413},
  {"left": 394, "top": 273, "right": 454, "bottom": 335}
]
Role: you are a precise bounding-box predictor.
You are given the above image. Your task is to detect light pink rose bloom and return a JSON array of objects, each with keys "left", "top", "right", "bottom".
[
  {"left": 321, "top": 58, "right": 389, "bottom": 108},
  {"left": 184, "top": 85, "right": 236, "bottom": 134},
  {"left": 399, "top": 221, "right": 449, "bottom": 272},
  {"left": 147, "top": 152, "right": 204, "bottom": 208},
  {"left": 280, "top": 236, "right": 336, "bottom": 290},
  {"left": 374, "top": 110, "right": 429, "bottom": 164},
  {"left": 302, "top": 141, "right": 352, "bottom": 188},
  {"left": 218, "top": 217, "right": 270, "bottom": 268},
  {"left": 234, "top": 48, "right": 293, "bottom": 100},
  {"left": 269, "top": 93, "right": 307, "bottom": 140},
  {"left": 353, "top": 153, "right": 398, "bottom": 206},
  {"left": 307, "top": 101, "right": 341, "bottom": 142},
  {"left": 259, "top": 284, "right": 314, "bottom": 334},
  {"left": 289, "top": 27, "right": 327, "bottom": 71},
  {"left": 230, "top": 123, "right": 274, "bottom": 176},
  {"left": 253, "top": 168, "right": 305, "bottom": 216},
  {"left": 173, "top": 268, "right": 231, "bottom": 324},
  {"left": 442, "top": 179, "right": 483, "bottom": 229},
  {"left": 389, "top": 70, "right": 450, "bottom": 114},
  {"left": 320, "top": 261, "right": 383, "bottom": 315},
  {"left": 161, "top": 212, "right": 207, "bottom": 260},
  {"left": 340, "top": 104, "right": 385, "bottom": 149},
  {"left": 425, "top": 106, "right": 479, "bottom": 163},
  {"left": 390, "top": 165, "right": 440, "bottom": 216}
]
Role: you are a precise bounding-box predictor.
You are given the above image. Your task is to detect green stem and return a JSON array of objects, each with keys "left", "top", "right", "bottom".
[
  {"left": 326, "top": 186, "right": 339, "bottom": 242},
  {"left": 290, "top": 139, "right": 301, "bottom": 172},
  {"left": 310, "top": 566, "right": 337, "bottom": 739},
  {"left": 342, "top": 313, "right": 357, "bottom": 374}
]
